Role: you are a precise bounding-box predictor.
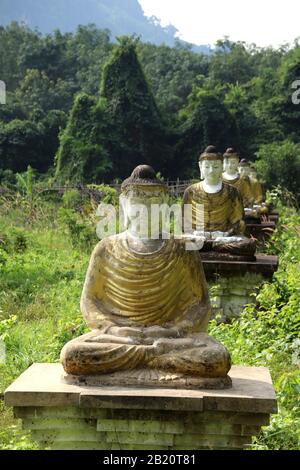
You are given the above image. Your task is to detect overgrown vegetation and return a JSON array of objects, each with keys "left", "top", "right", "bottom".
[
  {"left": 0, "top": 187, "right": 299, "bottom": 450},
  {"left": 209, "top": 199, "right": 300, "bottom": 450},
  {"left": 1, "top": 24, "right": 300, "bottom": 201}
]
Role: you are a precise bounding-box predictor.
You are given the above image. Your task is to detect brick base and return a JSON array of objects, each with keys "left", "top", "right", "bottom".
[
  {"left": 5, "top": 364, "right": 277, "bottom": 451},
  {"left": 14, "top": 406, "right": 271, "bottom": 450},
  {"left": 208, "top": 273, "right": 264, "bottom": 321}
]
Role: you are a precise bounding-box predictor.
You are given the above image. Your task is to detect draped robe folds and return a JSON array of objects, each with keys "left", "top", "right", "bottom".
[
  {"left": 222, "top": 175, "right": 254, "bottom": 208},
  {"left": 60, "top": 235, "right": 231, "bottom": 378},
  {"left": 250, "top": 180, "right": 265, "bottom": 205}
]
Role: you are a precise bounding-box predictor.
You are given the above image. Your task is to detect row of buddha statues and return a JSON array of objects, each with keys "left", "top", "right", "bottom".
[
  {"left": 183, "top": 145, "right": 268, "bottom": 259},
  {"left": 60, "top": 145, "right": 270, "bottom": 390}
]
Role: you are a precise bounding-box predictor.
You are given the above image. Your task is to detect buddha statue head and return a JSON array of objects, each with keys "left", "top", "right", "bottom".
[
  {"left": 199, "top": 146, "right": 223, "bottom": 189},
  {"left": 223, "top": 148, "right": 240, "bottom": 178},
  {"left": 238, "top": 159, "right": 251, "bottom": 178},
  {"left": 120, "top": 164, "right": 168, "bottom": 240}
]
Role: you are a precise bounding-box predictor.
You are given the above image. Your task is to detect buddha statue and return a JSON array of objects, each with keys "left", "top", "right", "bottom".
[
  {"left": 249, "top": 165, "right": 268, "bottom": 209},
  {"left": 183, "top": 146, "right": 256, "bottom": 259},
  {"left": 60, "top": 165, "right": 231, "bottom": 389},
  {"left": 239, "top": 159, "right": 268, "bottom": 216},
  {"left": 222, "top": 148, "right": 254, "bottom": 208}
]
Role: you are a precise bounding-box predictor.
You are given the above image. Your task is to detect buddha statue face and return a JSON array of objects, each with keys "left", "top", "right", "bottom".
[
  {"left": 120, "top": 186, "right": 168, "bottom": 239},
  {"left": 223, "top": 157, "right": 239, "bottom": 176},
  {"left": 199, "top": 159, "right": 223, "bottom": 186}
]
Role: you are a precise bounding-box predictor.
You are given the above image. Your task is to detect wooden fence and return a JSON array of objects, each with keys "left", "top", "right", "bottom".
[{"left": 0, "top": 180, "right": 195, "bottom": 198}]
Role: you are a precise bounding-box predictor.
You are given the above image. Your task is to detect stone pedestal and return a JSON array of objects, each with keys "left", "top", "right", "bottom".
[
  {"left": 5, "top": 364, "right": 277, "bottom": 450},
  {"left": 245, "top": 221, "right": 276, "bottom": 243},
  {"left": 202, "top": 255, "right": 278, "bottom": 321}
]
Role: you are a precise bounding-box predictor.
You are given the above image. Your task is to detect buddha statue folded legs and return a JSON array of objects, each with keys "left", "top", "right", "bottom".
[
  {"left": 61, "top": 317, "right": 230, "bottom": 380},
  {"left": 60, "top": 165, "right": 232, "bottom": 389}
]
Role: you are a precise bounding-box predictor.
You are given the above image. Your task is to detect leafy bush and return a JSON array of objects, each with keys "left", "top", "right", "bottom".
[
  {"left": 209, "top": 205, "right": 300, "bottom": 450},
  {"left": 255, "top": 141, "right": 300, "bottom": 204},
  {"left": 57, "top": 207, "right": 97, "bottom": 251},
  {"left": 87, "top": 184, "right": 119, "bottom": 205}
]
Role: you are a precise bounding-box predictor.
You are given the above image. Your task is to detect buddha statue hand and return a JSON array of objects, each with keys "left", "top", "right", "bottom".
[
  {"left": 210, "top": 231, "right": 230, "bottom": 239},
  {"left": 193, "top": 231, "right": 230, "bottom": 240},
  {"left": 244, "top": 207, "right": 259, "bottom": 218},
  {"left": 213, "top": 235, "right": 244, "bottom": 245},
  {"left": 153, "top": 336, "right": 207, "bottom": 355},
  {"left": 100, "top": 324, "right": 181, "bottom": 346}
]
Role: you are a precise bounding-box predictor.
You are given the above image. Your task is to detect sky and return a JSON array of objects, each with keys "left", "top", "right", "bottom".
[{"left": 138, "top": 0, "right": 300, "bottom": 48}]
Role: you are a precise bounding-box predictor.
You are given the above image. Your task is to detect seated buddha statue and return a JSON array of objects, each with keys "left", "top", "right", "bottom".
[
  {"left": 183, "top": 146, "right": 256, "bottom": 259},
  {"left": 249, "top": 165, "right": 269, "bottom": 215},
  {"left": 222, "top": 148, "right": 254, "bottom": 209},
  {"left": 60, "top": 165, "right": 231, "bottom": 389},
  {"left": 239, "top": 159, "right": 268, "bottom": 216}
]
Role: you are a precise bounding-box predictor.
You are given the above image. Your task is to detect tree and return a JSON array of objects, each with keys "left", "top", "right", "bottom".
[
  {"left": 275, "top": 48, "right": 300, "bottom": 141},
  {"left": 55, "top": 93, "right": 111, "bottom": 183},
  {"left": 56, "top": 37, "right": 172, "bottom": 183},
  {"left": 15, "top": 69, "right": 73, "bottom": 117},
  {"left": 176, "top": 90, "right": 237, "bottom": 177},
  {"left": 255, "top": 140, "right": 300, "bottom": 202},
  {"left": 0, "top": 119, "right": 45, "bottom": 172},
  {"left": 99, "top": 36, "right": 171, "bottom": 178}
]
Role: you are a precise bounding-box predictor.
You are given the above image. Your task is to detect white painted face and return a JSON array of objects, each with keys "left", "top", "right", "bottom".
[
  {"left": 239, "top": 166, "right": 251, "bottom": 177},
  {"left": 224, "top": 157, "right": 239, "bottom": 175},
  {"left": 199, "top": 159, "right": 223, "bottom": 186},
  {"left": 121, "top": 187, "right": 168, "bottom": 238}
]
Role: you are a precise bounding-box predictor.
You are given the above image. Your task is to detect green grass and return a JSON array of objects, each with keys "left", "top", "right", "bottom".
[{"left": 0, "top": 194, "right": 299, "bottom": 450}]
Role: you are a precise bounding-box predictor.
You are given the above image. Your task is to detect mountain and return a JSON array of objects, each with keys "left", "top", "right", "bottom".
[{"left": 0, "top": 0, "right": 210, "bottom": 53}]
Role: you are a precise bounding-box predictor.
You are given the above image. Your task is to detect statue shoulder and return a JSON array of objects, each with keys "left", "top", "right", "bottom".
[
  {"left": 241, "top": 175, "right": 251, "bottom": 185},
  {"left": 90, "top": 235, "right": 120, "bottom": 260},
  {"left": 183, "top": 182, "right": 202, "bottom": 197},
  {"left": 223, "top": 180, "right": 239, "bottom": 194},
  {"left": 186, "top": 182, "right": 201, "bottom": 191},
  {"left": 223, "top": 181, "right": 242, "bottom": 201}
]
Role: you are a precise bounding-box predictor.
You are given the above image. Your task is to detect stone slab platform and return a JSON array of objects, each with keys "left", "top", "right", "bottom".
[
  {"left": 4, "top": 364, "right": 277, "bottom": 450},
  {"left": 5, "top": 364, "right": 277, "bottom": 414},
  {"left": 202, "top": 254, "right": 278, "bottom": 281},
  {"left": 245, "top": 222, "right": 276, "bottom": 241}
]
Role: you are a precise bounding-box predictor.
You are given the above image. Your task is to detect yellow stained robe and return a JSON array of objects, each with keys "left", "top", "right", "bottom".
[
  {"left": 183, "top": 181, "right": 245, "bottom": 234},
  {"left": 222, "top": 175, "right": 254, "bottom": 208}
]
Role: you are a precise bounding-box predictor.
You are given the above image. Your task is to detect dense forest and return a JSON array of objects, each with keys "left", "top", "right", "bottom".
[
  {"left": 0, "top": 17, "right": 300, "bottom": 452},
  {"left": 0, "top": 22, "right": 300, "bottom": 199}
]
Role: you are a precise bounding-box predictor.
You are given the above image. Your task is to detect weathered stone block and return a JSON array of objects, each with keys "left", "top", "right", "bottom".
[
  {"left": 22, "top": 417, "right": 96, "bottom": 431},
  {"left": 206, "top": 268, "right": 278, "bottom": 321},
  {"left": 210, "top": 296, "right": 222, "bottom": 309},
  {"left": 182, "top": 422, "right": 242, "bottom": 436},
  {"left": 97, "top": 418, "right": 183, "bottom": 434},
  {"left": 174, "top": 433, "right": 251, "bottom": 449},
  {"left": 4, "top": 364, "right": 277, "bottom": 451},
  {"left": 31, "top": 428, "right": 100, "bottom": 443},
  {"left": 105, "top": 431, "right": 174, "bottom": 446}
]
